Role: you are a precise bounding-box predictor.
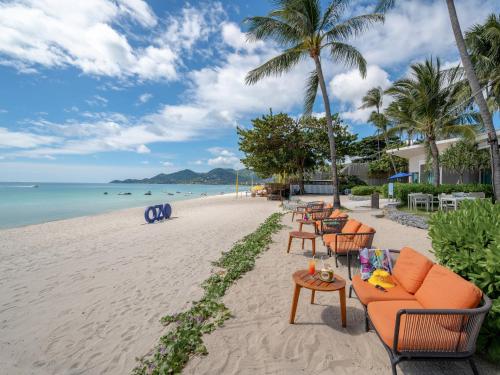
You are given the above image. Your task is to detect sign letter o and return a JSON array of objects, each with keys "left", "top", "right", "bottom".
[{"left": 144, "top": 206, "right": 157, "bottom": 223}]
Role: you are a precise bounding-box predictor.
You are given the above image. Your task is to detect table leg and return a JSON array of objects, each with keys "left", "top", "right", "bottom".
[
  {"left": 299, "top": 222, "right": 303, "bottom": 231},
  {"left": 310, "top": 289, "right": 315, "bottom": 304},
  {"left": 287, "top": 235, "right": 292, "bottom": 253},
  {"left": 289, "top": 284, "right": 301, "bottom": 324},
  {"left": 301, "top": 239, "right": 304, "bottom": 250},
  {"left": 311, "top": 239, "right": 316, "bottom": 257},
  {"left": 339, "top": 287, "right": 346, "bottom": 327}
]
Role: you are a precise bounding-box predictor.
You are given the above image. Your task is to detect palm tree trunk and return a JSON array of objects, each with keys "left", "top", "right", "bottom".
[
  {"left": 446, "top": 0, "right": 500, "bottom": 201},
  {"left": 313, "top": 55, "right": 341, "bottom": 208},
  {"left": 384, "top": 133, "right": 398, "bottom": 174},
  {"left": 429, "top": 138, "right": 441, "bottom": 186}
]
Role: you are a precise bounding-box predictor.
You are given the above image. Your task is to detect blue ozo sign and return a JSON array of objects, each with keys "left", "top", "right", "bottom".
[{"left": 144, "top": 203, "right": 172, "bottom": 223}]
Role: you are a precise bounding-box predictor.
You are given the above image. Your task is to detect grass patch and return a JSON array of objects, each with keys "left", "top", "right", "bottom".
[
  {"left": 397, "top": 206, "right": 433, "bottom": 218},
  {"left": 132, "top": 212, "right": 284, "bottom": 375}
]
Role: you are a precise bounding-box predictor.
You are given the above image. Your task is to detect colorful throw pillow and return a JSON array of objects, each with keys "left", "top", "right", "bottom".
[{"left": 359, "top": 248, "right": 393, "bottom": 280}]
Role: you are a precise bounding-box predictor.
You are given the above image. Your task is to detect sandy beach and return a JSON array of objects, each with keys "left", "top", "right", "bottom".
[
  {"left": 0, "top": 194, "right": 280, "bottom": 374},
  {"left": 2, "top": 195, "right": 498, "bottom": 375},
  {"left": 185, "top": 198, "right": 500, "bottom": 375}
]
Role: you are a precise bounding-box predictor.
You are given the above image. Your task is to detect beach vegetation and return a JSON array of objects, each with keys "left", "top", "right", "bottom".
[
  {"left": 440, "top": 140, "right": 491, "bottom": 184},
  {"left": 133, "top": 212, "right": 284, "bottom": 375},
  {"left": 245, "top": 0, "right": 384, "bottom": 208},
  {"left": 428, "top": 199, "right": 500, "bottom": 361},
  {"left": 350, "top": 185, "right": 381, "bottom": 196}
]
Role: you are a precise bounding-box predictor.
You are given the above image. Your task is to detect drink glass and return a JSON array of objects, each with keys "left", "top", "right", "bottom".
[{"left": 308, "top": 259, "right": 316, "bottom": 275}]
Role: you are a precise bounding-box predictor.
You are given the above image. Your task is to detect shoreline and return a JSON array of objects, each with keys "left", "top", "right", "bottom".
[{"left": 0, "top": 194, "right": 280, "bottom": 374}]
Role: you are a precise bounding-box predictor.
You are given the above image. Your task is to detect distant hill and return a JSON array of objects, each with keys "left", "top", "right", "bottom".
[{"left": 110, "top": 168, "right": 265, "bottom": 185}]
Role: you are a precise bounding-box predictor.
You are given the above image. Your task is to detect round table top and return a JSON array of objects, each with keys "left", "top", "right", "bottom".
[
  {"left": 289, "top": 231, "right": 317, "bottom": 239},
  {"left": 292, "top": 269, "right": 346, "bottom": 291}
]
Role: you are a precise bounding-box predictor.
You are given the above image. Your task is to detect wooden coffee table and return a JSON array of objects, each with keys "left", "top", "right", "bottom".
[
  {"left": 296, "top": 219, "right": 317, "bottom": 233},
  {"left": 289, "top": 269, "right": 346, "bottom": 327},
  {"left": 287, "top": 231, "right": 317, "bottom": 256}
]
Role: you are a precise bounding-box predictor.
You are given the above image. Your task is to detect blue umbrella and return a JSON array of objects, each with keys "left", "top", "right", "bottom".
[{"left": 389, "top": 172, "right": 411, "bottom": 180}]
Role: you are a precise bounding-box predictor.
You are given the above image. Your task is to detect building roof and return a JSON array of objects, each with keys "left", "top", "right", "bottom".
[{"left": 386, "top": 130, "right": 500, "bottom": 159}]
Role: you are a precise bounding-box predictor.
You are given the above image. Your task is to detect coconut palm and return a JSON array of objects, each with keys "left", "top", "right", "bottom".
[
  {"left": 359, "top": 86, "right": 398, "bottom": 173},
  {"left": 385, "top": 97, "right": 419, "bottom": 146},
  {"left": 465, "top": 14, "right": 500, "bottom": 112},
  {"left": 386, "top": 58, "right": 478, "bottom": 186},
  {"left": 376, "top": 0, "right": 500, "bottom": 200},
  {"left": 244, "top": 0, "right": 384, "bottom": 208}
]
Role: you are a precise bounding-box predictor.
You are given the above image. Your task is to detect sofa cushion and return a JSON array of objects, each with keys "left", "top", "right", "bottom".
[
  {"left": 368, "top": 300, "right": 468, "bottom": 351},
  {"left": 323, "top": 233, "right": 352, "bottom": 246},
  {"left": 354, "top": 224, "right": 375, "bottom": 248},
  {"left": 342, "top": 219, "right": 361, "bottom": 233},
  {"left": 392, "top": 247, "right": 433, "bottom": 294},
  {"left": 352, "top": 274, "right": 415, "bottom": 305},
  {"left": 415, "top": 264, "right": 482, "bottom": 310}
]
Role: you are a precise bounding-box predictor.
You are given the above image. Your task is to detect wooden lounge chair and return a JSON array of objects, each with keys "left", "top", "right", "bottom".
[
  {"left": 323, "top": 219, "right": 375, "bottom": 267},
  {"left": 348, "top": 247, "right": 492, "bottom": 375}
]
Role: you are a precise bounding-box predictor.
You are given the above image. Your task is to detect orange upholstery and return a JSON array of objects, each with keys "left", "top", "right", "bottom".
[
  {"left": 415, "top": 264, "right": 482, "bottom": 310},
  {"left": 352, "top": 274, "right": 416, "bottom": 305},
  {"left": 316, "top": 211, "right": 348, "bottom": 231},
  {"left": 323, "top": 233, "right": 352, "bottom": 246},
  {"left": 392, "top": 247, "right": 433, "bottom": 294},
  {"left": 368, "top": 300, "right": 468, "bottom": 351},
  {"left": 353, "top": 224, "right": 375, "bottom": 248}
]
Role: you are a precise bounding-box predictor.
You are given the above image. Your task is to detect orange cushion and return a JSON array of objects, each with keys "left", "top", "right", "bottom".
[
  {"left": 368, "top": 300, "right": 468, "bottom": 352},
  {"left": 392, "top": 247, "right": 433, "bottom": 294},
  {"left": 352, "top": 274, "right": 415, "bottom": 305},
  {"left": 352, "top": 224, "right": 375, "bottom": 248},
  {"left": 323, "top": 233, "right": 352, "bottom": 245},
  {"left": 415, "top": 264, "right": 482, "bottom": 310},
  {"left": 341, "top": 219, "right": 362, "bottom": 238},
  {"left": 330, "top": 239, "right": 356, "bottom": 254}
]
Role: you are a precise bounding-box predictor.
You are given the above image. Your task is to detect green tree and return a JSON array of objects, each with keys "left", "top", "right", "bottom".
[
  {"left": 237, "top": 111, "right": 318, "bottom": 192},
  {"left": 368, "top": 153, "right": 408, "bottom": 178},
  {"left": 359, "top": 86, "right": 398, "bottom": 173},
  {"left": 377, "top": 0, "right": 500, "bottom": 202},
  {"left": 386, "top": 58, "right": 477, "bottom": 186},
  {"left": 440, "top": 140, "right": 491, "bottom": 183},
  {"left": 301, "top": 114, "right": 357, "bottom": 165},
  {"left": 244, "top": 0, "right": 383, "bottom": 208}
]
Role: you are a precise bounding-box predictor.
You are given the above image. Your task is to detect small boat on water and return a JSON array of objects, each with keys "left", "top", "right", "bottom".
[
  {"left": 144, "top": 191, "right": 152, "bottom": 195},
  {"left": 201, "top": 192, "right": 207, "bottom": 196},
  {"left": 118, "top": 192, "right": 132, "bottom": 195},
  {"left": 104, "top": 192, "right": 108, "bottom": 195},
  {"left": 167, "top": 193, "right": 174, "bottom": 196},
  {"left": 176, "top": 191, "right": 181, "bottom": 194}
]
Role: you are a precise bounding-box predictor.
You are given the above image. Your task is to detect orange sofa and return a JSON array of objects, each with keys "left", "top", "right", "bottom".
[
  {"left": 348, "top": 247, "right": 491, "bottom": 375},
  {"left": 323, "top": 219, "right": 376, "bottom": 267}
]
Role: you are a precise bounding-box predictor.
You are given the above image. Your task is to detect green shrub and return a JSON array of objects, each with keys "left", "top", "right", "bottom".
[
  {"left": 428, "top": 200, "right": 500, "bottom": 362},
  {"left": 381, "top": 183, "right": 493, "bottom": 204},
  {"left": 351, "top": 185, "right": 381, "bottom": 196},
  {"left": 339, "top": 174, "right": 366, "bottom": 192}
]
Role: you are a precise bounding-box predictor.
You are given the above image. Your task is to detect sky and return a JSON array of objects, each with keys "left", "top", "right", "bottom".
[{"left": 0, "top": 0, "right": 498, "bottom": 182}]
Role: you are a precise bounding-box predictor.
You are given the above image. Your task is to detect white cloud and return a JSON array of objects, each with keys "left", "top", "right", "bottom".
[
  {"left": 86, "top": 95, "right": 108, "bottom": 107},
  {"left": 330, "top": 65, "right": 392, "bottom": 123},
  {"left": 354, "top": 0, "right": 497, "bottom": 68},
  {"left": 136, "top": 144, "right": 150, "bottom": 154},
  {"left": 0, "top": 1, "right": 224, "bottom": 81},
  {"left": 221, "top": 22, "right": 264, "bottom": 52},
  {"left": 207, "top": 147, "right": 242, "bottom": 168},
  {"left": 0, "top": 127, "right": 60, "bottom": 149},
  {"left": 138, "top": 93, "right": 153, "bottom": 104},
  {"left": 162, "top": 161, "right": 173, "bottom": 167}
]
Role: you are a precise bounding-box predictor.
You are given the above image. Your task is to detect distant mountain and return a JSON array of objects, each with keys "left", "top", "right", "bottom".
[{"left": 110, "top": 168, "right": 265, "bottom": 185}]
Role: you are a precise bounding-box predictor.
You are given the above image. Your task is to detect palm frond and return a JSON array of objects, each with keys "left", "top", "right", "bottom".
[
  {"left": 375, "top": 0, "right": 395, "bottom": 13},
  {"left": 303, "top": 69, "right": 319, "bottom": 116},
  {"left": 244, "top": 16, "right": 302, "bottom": 45},
  {"left": 323, "top": 14, "right": 384, "bottom": 42},
  {"left": 245, "top": 47, "right": 306, "bottom": 85},
  {"left": 319, "top": 0, "right": 350, "bottom": 30},
  {"left": 326, "top": 42, "right": 367, "bottom": 77}
]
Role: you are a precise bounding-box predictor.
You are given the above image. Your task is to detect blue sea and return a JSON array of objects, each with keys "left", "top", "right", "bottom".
[{"left": 0, "top": 182, "right": 237, "bottom": 229}]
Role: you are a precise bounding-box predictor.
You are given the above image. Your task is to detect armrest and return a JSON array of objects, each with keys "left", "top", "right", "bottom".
[{"left": 392, "top": 296, "right": 492, "bottom": 354}]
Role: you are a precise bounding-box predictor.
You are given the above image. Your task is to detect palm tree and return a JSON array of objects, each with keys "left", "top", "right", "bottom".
[
  {"left": 386, "top": 58, "right": 477, "bottom": 186},
  {"left": 359, "top": 86, "right": 398, "bottom": 173},
  {"left": 385, "top": 98, "right": 419, "bottom": 146},
  {"left": 465, "top": 14, "right": 500, "bottom": 112},
  {"left": 376, "top": 0, "right": 500, "bottom": 200},
  {"left": 244, "top": 0, "right": 384, "bottom": 208}
]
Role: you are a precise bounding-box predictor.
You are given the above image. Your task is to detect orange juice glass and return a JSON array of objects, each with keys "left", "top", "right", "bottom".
[{"left": 308, "top": 259, "right": 316, "bottom": 275}]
